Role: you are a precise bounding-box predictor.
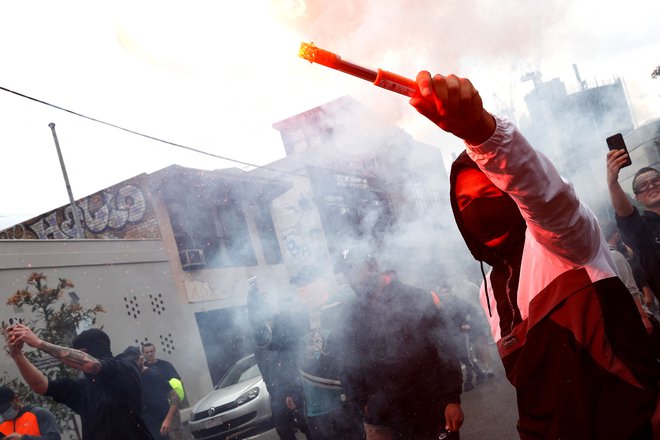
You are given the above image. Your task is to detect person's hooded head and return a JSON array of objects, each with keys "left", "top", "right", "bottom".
[
  {"left": 117, "top": 346, "right": 143, "bottom": 369},
  {"left": 449, "top": 151, "right": 526, "bottom": 266},
  {"left": 0, "top": 386, "right": 19, "bottom": 423},
  {"left": 333, "top": 247, "right": 379, "bottom": 298},
  {"left": 71, "top": 328, "right": 113, "bottom": 360}
]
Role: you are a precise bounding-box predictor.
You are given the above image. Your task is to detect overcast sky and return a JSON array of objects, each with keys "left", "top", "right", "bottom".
[{"left": 1, "top": 0, "right": 658, "bottom": 229}]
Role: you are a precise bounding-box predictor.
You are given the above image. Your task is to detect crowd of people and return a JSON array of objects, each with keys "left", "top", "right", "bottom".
[
  {"left": 3, "top": 71, "right": 660, "bottom": 440},
  {"left": 245, "top": 71, "right": 660, "bottom": 440},
  {"left": 3, "top": 325, "right": 185, "bottom": 440}
]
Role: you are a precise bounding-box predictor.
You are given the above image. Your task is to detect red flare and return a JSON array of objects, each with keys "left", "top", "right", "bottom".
[{"left": 299, "top": 42, "right": 418, "bottom": 97}]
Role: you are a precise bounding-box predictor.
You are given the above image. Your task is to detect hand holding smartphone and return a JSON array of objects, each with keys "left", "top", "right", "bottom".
[{"left": 606, "top": 133, "right": 632, "bottom": 168}]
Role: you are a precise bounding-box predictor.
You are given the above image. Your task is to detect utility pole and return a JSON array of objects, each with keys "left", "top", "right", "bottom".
[{"left": 49, "top": 123, "right": 84, "bottom": 238}]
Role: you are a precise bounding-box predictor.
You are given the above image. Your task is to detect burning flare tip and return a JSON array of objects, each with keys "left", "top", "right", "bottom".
[{"left": 298, "top": 42, "right": 317, "bottom": 63}]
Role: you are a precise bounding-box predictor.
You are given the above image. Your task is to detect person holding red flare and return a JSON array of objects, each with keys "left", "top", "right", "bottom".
[{"left": 409, "top": 71, "right": 660, "bottom": 439}]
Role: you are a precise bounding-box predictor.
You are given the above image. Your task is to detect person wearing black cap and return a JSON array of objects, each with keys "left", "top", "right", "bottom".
[
  {"left": 118, "top": 346, "right": 179, "bottom": 440},
  {"left": 335, "top": 247, "right": 464, "bottom": 439},
  {"left": 6, "top": 324, "right": 153, "bottom": 439},
  {"left": 409, "top": 71, "right": 660, "bottom": 438},
  {"left": 0, "top": 386, "right": 60, "bottom": 439}
]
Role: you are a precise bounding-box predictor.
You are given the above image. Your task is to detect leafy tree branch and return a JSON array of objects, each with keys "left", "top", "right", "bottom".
[{"left": 3, "top": 272, "right": 105, "bottom": 439}]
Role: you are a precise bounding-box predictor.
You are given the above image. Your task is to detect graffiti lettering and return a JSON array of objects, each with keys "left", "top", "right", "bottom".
[
  {"left": 60, "top": 205, "right": 83, "bottom": 238},
  {"left": 23, "top": 184, "right": 148, "bottom": 239},
  {"left": 0, "top": 223, "right": 26, "bottom": 240},
  {"left": 80, "top": 184, "right": 147, "bottom": 233},
  {"left": 81, "top": 194, "right": 111, "bottom": 233},
  {"left": 118, "top": 185, "right": 146, "bottom": 223},
  {"left": 29, "top": 212, "right": 71, "bottom": 239},
  {"left": 278, "top": 192, "right": 319, "bottom": 268}
]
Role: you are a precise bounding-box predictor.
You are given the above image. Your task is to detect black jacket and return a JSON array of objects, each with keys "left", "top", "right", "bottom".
[
  {"left": 341, "top": 275, "right": 462, "bottom": 425},
  {"left": 46, "top": 357, "right": 153, "bottom": 440},
  {"left": 617, "top": 208, "right": 660, "bottom": 299}
]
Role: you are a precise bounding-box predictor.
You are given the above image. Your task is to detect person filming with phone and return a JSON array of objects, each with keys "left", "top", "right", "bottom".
[{"left": 606, "top": 146, "right": 660, "bottom": 305}]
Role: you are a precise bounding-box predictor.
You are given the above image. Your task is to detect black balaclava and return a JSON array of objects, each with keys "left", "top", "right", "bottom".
[
  {"left": 72, "top": 328, "right": 113, "bottom": 360},
  {"left": 449, "top": 150, "right": 526, "bottom": 266},
  {"left": 461, "top": 195, "right": 522, "bottom": 246}
]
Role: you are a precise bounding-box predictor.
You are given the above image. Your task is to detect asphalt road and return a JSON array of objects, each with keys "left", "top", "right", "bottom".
[
  {"left": 458, "top": 361, "right": 519, "bottom": 439},
  {"left": 207, "top": 346, "right": 520, "bottom": 440},
  {"left": 253, "top": 360, "right": 519, "bottom": 440}
]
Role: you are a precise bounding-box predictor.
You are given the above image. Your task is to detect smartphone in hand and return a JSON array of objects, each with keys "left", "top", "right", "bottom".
[{"left": 606, "top": 133, "right": 632, "bottom": 168}]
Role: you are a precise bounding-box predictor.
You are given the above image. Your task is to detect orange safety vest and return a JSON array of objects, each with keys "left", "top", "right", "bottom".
[{"left": 0, "top": 409, "right": 42, "bottom": 436}]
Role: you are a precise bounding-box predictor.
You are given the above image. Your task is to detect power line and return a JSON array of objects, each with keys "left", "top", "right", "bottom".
[{"left": 0, "top": 85, "right": 307, "bottom": 178}]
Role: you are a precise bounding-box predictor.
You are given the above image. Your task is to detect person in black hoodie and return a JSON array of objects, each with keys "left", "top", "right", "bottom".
[
  {"left": 6, "top": 325, "right": 153, "bottom": 440},
  {"left": 117, "top": 346, "right": 179, "bottom": 440},
  {"left": 335, "top": 248, "right": 463, "bottom": 440},
  {"left": 409, "top": 71, "right": 660, "bottom": 439}
]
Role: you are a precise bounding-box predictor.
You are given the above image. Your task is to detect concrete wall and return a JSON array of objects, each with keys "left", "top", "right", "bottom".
[{"left": 0, "top": 238, "right": 214, "bottom": 410}]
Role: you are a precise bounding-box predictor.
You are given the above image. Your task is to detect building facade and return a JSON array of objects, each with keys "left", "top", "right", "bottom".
[
  {"left": 520, "top": 74, "right": 636, "bottom": 217},
  {"left": 0, "top": 95, "right": 469, "bottom": 435}
]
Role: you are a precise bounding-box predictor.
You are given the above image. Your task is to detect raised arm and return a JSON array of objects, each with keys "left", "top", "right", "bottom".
[
  {"left": 410, "top": 71, "right": 600, "bottom": 264},
  {"left": 6, "top": 327, "right": 48, "bottom": 394},
  {"left": 409, "top": 71, "right": 496, "bottom": 145},
  {"left": 606, "top": 149, "right": 635, "bottom": 217},
  {"left": 9, "top": 324, "right": 101, "bottom": 374}
]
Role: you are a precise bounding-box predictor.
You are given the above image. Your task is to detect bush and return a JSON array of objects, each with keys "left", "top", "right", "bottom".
[{"left": 2, "top": 272, "right": 105, "bottom": 439}]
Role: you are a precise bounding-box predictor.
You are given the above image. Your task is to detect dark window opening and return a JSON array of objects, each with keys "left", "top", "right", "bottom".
[
  {"left": 308, "top": 167, "right": 395, "bottom": 255},
  {"left": 165, "top": 186, "right": 257, "bottom": 270},
  {"left": 194, "top": 307, "right": 252, "bottom": 386}
]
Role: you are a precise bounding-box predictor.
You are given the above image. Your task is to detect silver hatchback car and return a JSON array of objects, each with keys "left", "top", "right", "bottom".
[{"left": 189, "top": 354, "right": 273, "bottom": 439}]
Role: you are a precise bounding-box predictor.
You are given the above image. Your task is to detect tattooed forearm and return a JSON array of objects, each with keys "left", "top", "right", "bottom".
[{"left": 39, "top": 341, "right": 102, "bottom": 374}]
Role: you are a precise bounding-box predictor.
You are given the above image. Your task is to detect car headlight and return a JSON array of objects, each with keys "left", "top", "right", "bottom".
[{"left": 235, "top": 387, "right": 260, "bottom": 406}]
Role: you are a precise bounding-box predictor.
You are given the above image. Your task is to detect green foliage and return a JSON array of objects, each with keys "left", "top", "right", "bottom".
[{"left": 2, "top": 272, "right": 105, "bottom": 439}]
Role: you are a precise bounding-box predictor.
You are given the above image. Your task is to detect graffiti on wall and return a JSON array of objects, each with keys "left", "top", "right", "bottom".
[
  {"left": 273, "top": 189, "right": 327, "bottom": 273},
  {"left": 0, "top": 181, "right": 161, "bottom": 240},
  {"left": 79, "top": 184, "right": 147, "bottom": 233}
]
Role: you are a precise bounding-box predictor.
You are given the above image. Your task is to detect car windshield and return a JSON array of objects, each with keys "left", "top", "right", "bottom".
[{"left": 215, "top": 355, "right": 261, "bottom": 389}]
